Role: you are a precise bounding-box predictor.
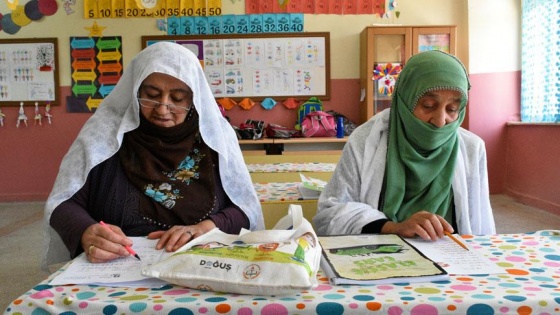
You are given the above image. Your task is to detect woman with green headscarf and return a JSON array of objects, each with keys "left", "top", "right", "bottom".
[{"left": 314, "top": 50, "right": 495, "bottom": 240}]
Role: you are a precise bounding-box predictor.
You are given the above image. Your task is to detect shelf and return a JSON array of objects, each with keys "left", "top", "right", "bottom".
[
  {"left": 238, "top": 139, "right": 275, "bottom": 144},
  {"left": 239, "top": 137, "right": 348, "bottom": 155},
  {"left": 239, "top": 137, "right": 347, "bottom": 144},
  {"left": 273, "top": 137, "right": 347, "bottom": 144}
]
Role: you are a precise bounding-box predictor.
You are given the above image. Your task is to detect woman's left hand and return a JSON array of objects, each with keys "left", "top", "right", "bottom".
[{"left": 147, "top": 219, "right": 216, "bottom": 252}]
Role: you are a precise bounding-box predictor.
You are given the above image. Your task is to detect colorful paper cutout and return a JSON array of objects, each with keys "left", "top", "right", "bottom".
[
  {"left": 5, "top": 0, "right": 18, "bottom": 10},
  {"left": 239, "top": 98, "right": 256, "bottom": 110},
  {"left": 372, "top": 63, "right": 401, "bottom": 96},
  {"left": 282, "top": 97, "right": 300, "bottom": 109},
  {"left": 0, "top": 13, "right": 21, "bottom": 34},
  {"left": 85, "top": 21, "right": 106, "bottom": 37},
  {"left": 261, "top": 97, "right": 277, "bottom": 110},
  {"left": 12, "top": 5, "right": 31, "bottom": 26},
  {"left": 217, "top": 98, "right": 237, "bottom": 110},
  {"left": 25, "top": 0, "right": 44, "bottom": 20},
  {"left": 67, "top": 36, "right": 122, "bottom": 112},
  {"left": 0, "top": 0, "right": 58, "bottom": 35},
  {"left": 62, "top": 0, "right": 75, "bottom": 15},
  {"left": 38, "top": 0, "right": 57, "bottom": 16}
]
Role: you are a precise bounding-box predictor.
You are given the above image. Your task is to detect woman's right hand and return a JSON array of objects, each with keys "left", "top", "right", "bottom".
[
  {"left": 81, "top": 223, "right": 133, "bottom": 263},
  {"left": 147, "top": 219, "right": 217, "bottom": 252},
  {"left": 381, "top": 211, "right": 454, "bottom": 241}
]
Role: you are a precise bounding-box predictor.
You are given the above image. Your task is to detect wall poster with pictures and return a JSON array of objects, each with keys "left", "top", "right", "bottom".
[
  {"left": 0, "top": 38, "right": 60, "bottom": 106},
  {"left": 142, "top": 32, "right": 330, "bottom": 101}
]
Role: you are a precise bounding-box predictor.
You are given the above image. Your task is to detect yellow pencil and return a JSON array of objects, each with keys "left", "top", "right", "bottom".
[{"left": 444, "top": 231, "right": 469, "bottom": 251}]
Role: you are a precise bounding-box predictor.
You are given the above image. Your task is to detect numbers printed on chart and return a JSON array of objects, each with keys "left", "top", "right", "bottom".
[{"left": 84, "top": 0, "right": 222, "bottom": 18}]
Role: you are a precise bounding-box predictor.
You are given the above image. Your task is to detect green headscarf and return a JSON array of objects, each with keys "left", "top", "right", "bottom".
[{"left": 382, "top": 50, "right": 470, "bottom": 223}]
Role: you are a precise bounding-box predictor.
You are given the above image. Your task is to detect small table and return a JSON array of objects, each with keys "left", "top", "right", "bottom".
[
  {"left": 5, "top": 231, "right": 560, "bottom": 314},
  {"left": 254, "top": 181, "right": 319, "bottom": 229},
  {"left": 246, "top": 159, "right": 336, "bottom": 229}
]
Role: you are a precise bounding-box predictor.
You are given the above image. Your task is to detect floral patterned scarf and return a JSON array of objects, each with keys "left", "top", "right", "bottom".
[{"left": 119, "top": 109, "right": 215, "bottom": 227}]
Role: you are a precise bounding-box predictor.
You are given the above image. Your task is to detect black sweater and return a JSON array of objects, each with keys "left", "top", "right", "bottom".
[{"left": 50, "top": 153, "right": 249, "bottom": 258}]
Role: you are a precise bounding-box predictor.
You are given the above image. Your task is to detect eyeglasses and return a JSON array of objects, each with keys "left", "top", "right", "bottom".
[{"left": 137, "top": 98, "right": 191, "bottom": 114}]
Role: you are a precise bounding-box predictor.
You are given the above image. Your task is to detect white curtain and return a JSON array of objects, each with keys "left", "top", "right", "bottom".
[{"left": 521, "top": 0, "right": 560, "bottom": 122}]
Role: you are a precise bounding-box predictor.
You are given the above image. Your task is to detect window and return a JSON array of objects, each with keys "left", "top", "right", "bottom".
[{"left": 520, "top": 0, "right": 560, "bottom": 122}]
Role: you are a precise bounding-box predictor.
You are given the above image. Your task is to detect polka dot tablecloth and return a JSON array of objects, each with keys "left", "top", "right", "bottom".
[{"left": 6, "top": 231, "right": 560, "bottom": 315}]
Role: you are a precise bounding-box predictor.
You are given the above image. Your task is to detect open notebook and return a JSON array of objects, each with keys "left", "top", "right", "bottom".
[
  {"left": 318, "top": 234, "right": 449, "bottom": 285},
  {"left": 49, "top": 237, "right": 173, "bottom": 288}
]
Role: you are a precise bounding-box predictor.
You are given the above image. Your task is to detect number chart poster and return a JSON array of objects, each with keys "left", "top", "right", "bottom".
[
  {"left": 145, "top": 36, "right": 326, "bottom": 99},
  {"left": 67, "top": 36, "right": 123, "bottom": 113}
]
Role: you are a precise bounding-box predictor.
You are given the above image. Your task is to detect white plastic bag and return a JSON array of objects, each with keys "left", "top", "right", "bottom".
[{"left": 142, "top": 205, "right": 321, "bottom": 295}]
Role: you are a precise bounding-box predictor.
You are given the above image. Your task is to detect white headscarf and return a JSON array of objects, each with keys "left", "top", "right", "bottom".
[{"left": 42, "top": 42, "right": 264, "bottom": 270}]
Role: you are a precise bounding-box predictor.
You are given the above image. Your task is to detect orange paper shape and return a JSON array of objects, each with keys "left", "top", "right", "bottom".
[
  {"left": 282, "top": 98, "right": 301, "bottom": 109},
  {"left": 217, "top": 98, "right": 237, "bottom": 110},
  {"left": 239, "top": 98, "right": 256, "bottom": 110}
]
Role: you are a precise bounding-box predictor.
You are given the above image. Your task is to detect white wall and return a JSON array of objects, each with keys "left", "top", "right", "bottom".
[{"left": 468, "top": 0, "right": 521, "bottom": 73}]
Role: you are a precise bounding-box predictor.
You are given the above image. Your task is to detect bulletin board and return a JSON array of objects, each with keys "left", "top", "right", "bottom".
[
  {"left": 0, "top": 38, "right": 60, "bottom": 106},
  {"left": 142, "top": 32, "right": 330, "bottom": 101}
]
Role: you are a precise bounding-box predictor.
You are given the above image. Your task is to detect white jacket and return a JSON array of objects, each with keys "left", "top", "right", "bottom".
[{"left": 313, "top": 109, "right": 496, "bottom": 236}]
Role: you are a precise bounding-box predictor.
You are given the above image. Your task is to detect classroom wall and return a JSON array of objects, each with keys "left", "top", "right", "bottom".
[
  {"left": 0, "top": 0, "right": 470, "bottom": 201},
  {"left": 467, "top": 0, "right": 521, "bottom": 195},
  {"left": 505, "top": 125, "right": 560, "bottom": 215},
  {"left": 12, "top": 0, "right": 559, "bottom": 216},
  {"left": 3, "top": 1, "right": 556, "bottom": 217},
  {"left": 468, "top": 0, "right": 560, "bottom": 215}
]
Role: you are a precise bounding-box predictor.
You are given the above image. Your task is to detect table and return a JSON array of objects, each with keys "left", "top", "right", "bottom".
[
  {"left": 253, "top": 181, "right": 323, "bottom": 229},
  {"left": 246, "top": 159, "right": 336, "bottom": 229},
  {"left": 5, "top": 231, "right": 560, "bottom": 314}
]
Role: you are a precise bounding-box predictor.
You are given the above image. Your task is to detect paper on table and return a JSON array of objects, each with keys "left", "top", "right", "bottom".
[
  {"left": 297, "top": 183, "right": 322, "bottom": 199},
  {"left": 49, "top": 237, "right": 173, "bottom": 287},
  {"left": 299, "top": 173, "right": 327, "bottom": 191},
  {"left": 405, "top": 235, "right": 505, "bottom": 275}
]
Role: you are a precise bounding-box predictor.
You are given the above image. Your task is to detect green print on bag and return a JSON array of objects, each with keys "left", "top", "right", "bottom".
[
  {"left": 177, "top": 240, "right": 313, "bottom": 275},
  {"left": 143, "top": 149, "right": 206, "bottom": 208}
]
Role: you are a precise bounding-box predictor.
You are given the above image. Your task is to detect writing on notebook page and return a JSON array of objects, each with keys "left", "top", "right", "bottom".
[
  {"left": 49, "top": 237, "right": 172, "bottom": 287},
  {"left": 405, "top": 236, "right": 505, "bottom": 275}
]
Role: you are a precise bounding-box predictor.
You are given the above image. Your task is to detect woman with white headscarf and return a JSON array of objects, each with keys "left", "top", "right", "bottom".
[
  {"left": 43, "top": 42, "right": 264, "bottom": 269},
  {"left": 314, "top": 51, "right": 495, "bottom": 240}
]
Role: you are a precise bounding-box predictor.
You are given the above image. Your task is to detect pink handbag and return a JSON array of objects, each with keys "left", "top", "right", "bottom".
[{"left": 301, "top": 111, "right": 337, "bottom": 137}]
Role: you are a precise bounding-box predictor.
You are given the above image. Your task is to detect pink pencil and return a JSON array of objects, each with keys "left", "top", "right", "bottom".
[{"left": 99, "top": 221, "right": 141, "bottom": 260}]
